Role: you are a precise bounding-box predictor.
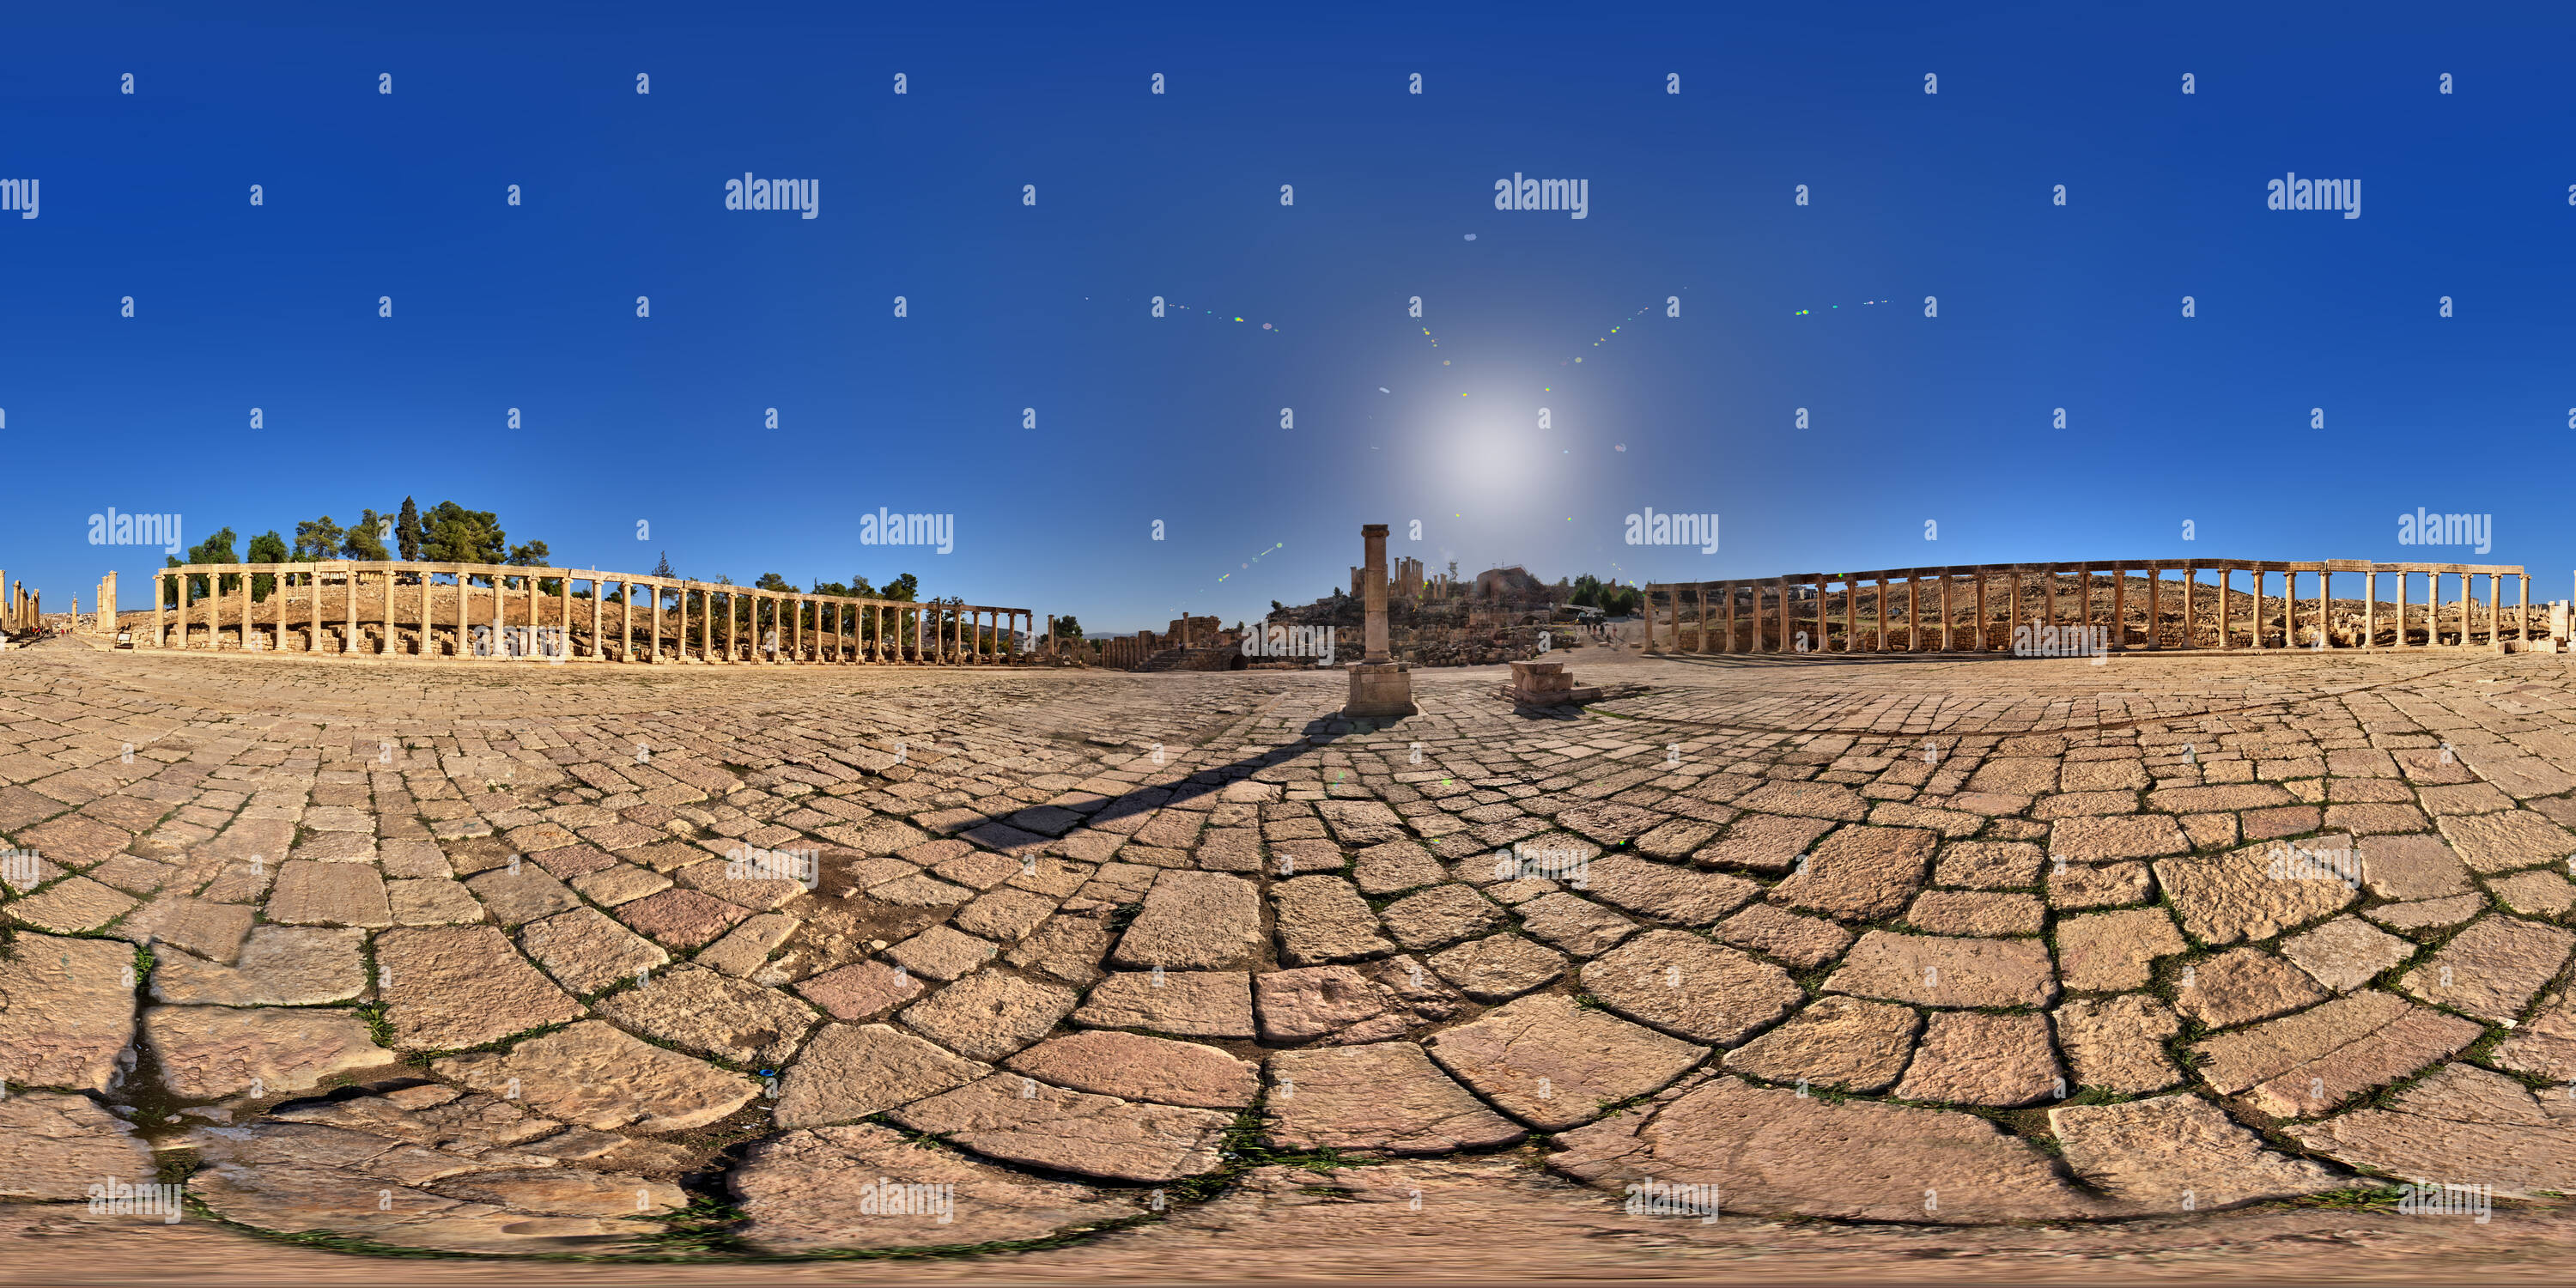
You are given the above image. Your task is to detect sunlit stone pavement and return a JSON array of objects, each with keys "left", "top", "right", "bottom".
[{"left": 3, "top": 636, "right": 2574, "bottom": 1272}]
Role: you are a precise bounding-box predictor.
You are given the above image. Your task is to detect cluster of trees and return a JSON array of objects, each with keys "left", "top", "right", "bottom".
[
  {"left": 1570, "top": 574, "right": 1643, "bottom": 617},
  {"left": 167, "top": 498, "right": 550, "bottom": 602}
]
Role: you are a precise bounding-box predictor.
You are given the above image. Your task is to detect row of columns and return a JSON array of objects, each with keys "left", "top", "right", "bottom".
[
  {"left": 0, "top": 571, "right": 39, "bottom": 633},
  {"left": 145, "top": 562, "right": 1036, "bottom": 665},
  {"left": 1643, "top": 563, "right": 2547, "bottom": 653}
]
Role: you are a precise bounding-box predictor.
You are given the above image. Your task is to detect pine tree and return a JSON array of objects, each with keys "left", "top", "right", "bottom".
[{"left": 396, "top": 496, "right": 422, "bottom": 561}]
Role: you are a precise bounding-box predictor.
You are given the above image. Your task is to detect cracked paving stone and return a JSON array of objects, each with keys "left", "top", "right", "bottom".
[
  {"left": 387, "top": 878, "right": 487, "bottom": 926},
  {"left": 2052, "top": 1094, "right": 2342, "bottom": 1212},
  {"left": 108, "top": 895, "right": 255, "bottom": 964},
  {"left": 0, "top": 933, "right": 142, "bottom": 1091},
  {"left": 1711, "top": 903, "right": 1854, "bottom": 970},
  {"left": 0, "top": 1091, "right": 156, "bottom": 1200},
  {"left": 2489, "top": 868, "right": 2576, "bottom": 917},
  {"left": 890, "top": 1072, "right": 1235, "bottom": 1182},
  {"left": 2055, "top": 908, "right": 2187, "bottom": 993},
  {"left": 885, "top": 924, "right": 1000, "bottom": 981},
  {"left": 772, "top": 1022, "right": 988, "bottom": 1129},
  {"left": 1004, "top": 913, "right": 1114, "bottom": 988},
  {"left": 1267, "top": 1042, "right": 1527, "bottom": 1155},
  {"left": 1765, "top": 824, "right": 1936, "bottom": 921},
  {"left": 613, "top": 888, "right": 749, "bottom": 951},
  {"left": 1255, "top": 965, "right": 1388, "bottom": 1043},
  {"left": 1824, "top": 931, "right": 2057, "bottom": 1009},
  {"left": 1578, "top": 930, "right": 1803, "bottom": 1045},
  {"left": 435, "top": 1019, "right": 761, "bottom": 1133},
  {"left": 264, "top": 860, "right": 392, "bottom": 928},
  {"left": 2356, "top": 834, "right": 2474, "bottom": 901},
  {"left": 461, "top": 864, "right": 581, "bottom": 927},
  {"left": 2174, "top": 948, "right": 2331, "bottom": 1030},
  {"left": 1005, "top": 1030, "right": 1260, "bottom": 1109},
  {"left": 2155, "top": 839, "right": 2358, "bottom": 945},
  {"left": 1272, "top": 874, "right": 1397, "bottom": 966},
  {"left": 374, "top": 926, "right": 584, "bottom": 1051},
  {"left": 1892, "top": 1011, "right": 2061, "bottom": 1107},
  {"left": 595, "top": 963, "right": 817, "bottom": 1066},
  {"left": 1904, "top": 890, "right": 2044, "bottom": 937},
  {"left": 2397, "top": 914, "right": 2576, "bottom": 1024},
  {"left": 1427, "top": 933, "right": 1568, "bottom": 1002},
  {"left": 517, "top": 906, "right": 668, "bottom": 996},
  {"left": 1074, "top": 970, "right": 1255, "bottom": 1038},
  {"left": 2435, "top": 811, "right": 2576, "bottom": 874},
  {"left": 149, "top": 926, "right": 363, "bottom": 1006},
  {"left": 1426, "top": 993, "right": 1706, "bottom": 1131},
  {"left": 1550, "top": 1074, "right": 2110, "bottom": 1223},
  {"left": 142, "top": 1005, "right": 392, "bottom": 1099},
  {"left": 2494, "top": 983, "right": 2576, "bottom": 1080},
  {"left": 1109, "top": 870, "right": 1264, "bottom": 970},
  {"left": 4, "top": 876, "right": 137, "bottom": 933},
  {"left": 1379, "top": 884, "right": 1508, "bottom": 952},
  {"left": 1930, "top": 840, "right": 2047, "bottom": 889},
  {"left": 900, "top": 969, "right": 1078, "bottom": 1062},
  {"left": 1695, "top": 813, "right": 1835, "bottom": 875},
  {"left": 2192, "top": 990, "right": 2482, "bottom": 1119},
  {"left": 2044, "top": 860, "right": 2154, "bottom": 911},
  {"left": 1722, "top": 996, "right": 1919, "bottom": 1093},
  {"left": 1578, "top": 856, "right": 1759, "bottom": 927},
  {"left": 2281, "top": 915, "right": 2415, "bottom": 993},
  {"left": 1352, "top": 839, "right": 1446, "bottom": 896},
  {"left": 731, "top": 1123, "right": 1139, "bottom": 1253},
  {"left": 794, "top": 959, "right": 926, "bottom": 1021},
  {"left": 1513, "top": 891, "right": 1638, "bottom": 957},
  {"left": 2291, "top": 1062, "right": 2576, "bottom": 1200},
  {"left": 2051, "top": 994, "right": 2183, "bottom": 1094}
]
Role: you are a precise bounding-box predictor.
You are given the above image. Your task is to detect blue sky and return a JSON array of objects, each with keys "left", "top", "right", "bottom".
[{"left": 6, "top": 1, "right": 2573, "bottom": 632}]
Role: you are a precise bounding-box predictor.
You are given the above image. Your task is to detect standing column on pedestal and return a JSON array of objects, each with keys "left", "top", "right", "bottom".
[
  {"left": 2364, "top": 570, "right": 2377, "bottom": 648},
  {"left": 1344, "top": 524, "right": 1416, "bottom": 717},
  {"left": 2318, "top": 571, "right": 2331, "bottom": 647},
  {"left": 2457, "top": 571, "right": 2470, "bottom": 648}
]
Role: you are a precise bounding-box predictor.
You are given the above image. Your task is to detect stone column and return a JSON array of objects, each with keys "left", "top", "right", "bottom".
[
  {"left": 590, "top": 578, "right": 603, "bottom": 659},
  {"left": 151, "top": 569, "right": 165, "bottom": 647},
  {"left": 2458, "top": 570, "right": 2470, "bottom": 648},
  {"left": 2520, "top": 572, "right": 2532, "bottom": 646},
  {"left": 2216, "top": 569, "right": 2231, "bottom": 649},
  {"left": 1345, "top": 524, "right": 1415, "bottom": 717},
  {"left": 2364, "top": 569, "right": 2377, "bottom": 648},
  {"left": 2318, "top": 571, "right": 2331, "bottom": 647},
  {"left": 1874, "top": 576, "right": 1888, "bottom": 652}
]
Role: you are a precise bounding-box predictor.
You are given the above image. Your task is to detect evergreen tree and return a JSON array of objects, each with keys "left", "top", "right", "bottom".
[
  {"left": 246, "top": 531, "right": 289, "bottom": 601},
  {"left": 343, "top": 509, "right": 392, "bottom": 561},
  {"left": 396, "top": 496, "right": 422, "bottom": 561}
]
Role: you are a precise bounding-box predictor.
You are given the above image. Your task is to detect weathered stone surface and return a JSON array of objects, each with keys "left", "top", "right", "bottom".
[
  {"left": 1931, "top": 840, "right": 2047, "bottom": 889},
  {"left": 596, "top": 963, "right": 816, "bottom": 1066},
  {"left": 2365, "top": 894, "right": 2488, "bottom": 933},
  {"left": 1722, "top": 996, "right": 1919, "bottom": 1093},
  {"left": 901, "top": 969, "right": 1078, "bottom": 1062},
  {"left": 1892, "top": 1012, "right": 2060, "bottom": 1107},
  {"left": 2051, "top": 995, "right": 2181, "bottom": 1094},
  {"left": 2494, "top": 984, "right": 2576, "bottom": 1080},
  {"left": 2436, "top": 810, "right": 2576, "bottom": 874},
  {"left": 1904, "top": 890, "right": 2044, "bottom": 937},
  {"left": 885, "top": 924, "right": 1000, "bottom": 981},
  {"left": 2398, "top": 914, "right": 2576, "bottom": 1024},
  {"left": 1271, "top": 875, "right": 1396, "bottom": 965},
  {"left": 265, "top": 860, "right": 392, "bottom": 927},
  {"left": 2048, "top": 815, "right": 2190, "bottom": 863},
  {"left": 2192, "top": 991, "right": 2481, "bottom": 1119},
  {"left": 1765, "top": 825, "right": 1936, "bottom": 920},
  {"left": 1109, "top": 871, "right": 1264, "bottom": 969},
  {"left": 143, "top": 1005, "right": 391, "bottom": 1099},
  {"left": 1697, "top": 812, "right": 1835, "bottom": 874},
  {"left": 1513, "top": 892, "right": 1638, "bottom": 957},
  {"left": 149, "top": 926, "right": 363, "bottom": 1005},
  {"left": 435, "top": 1020, "right": 760, "bottom": 1133},
  {"left": 1551, "top": 1075, "right": 2108, "bottom": 1223},
  {"left": 387, "top": 878, "right": 488, "bottom": 925},
  {"left": 462, "top": 864, "right": 580, "bottom": 927},
  {"left": 374, "top": 926, "right": 583, "bottom": 1050},
  {"left": 111, "top": 895, "right": 257, "bottom": 963},
  {"left": 772, "top": 1022, "right": 988, "bottom": 1129},
  {"left": 1005, "top": 913, "right": 1114, "bottom": 987},
  {"left": 613, "top": 887, "right": 747, "bottom": 950},
  {"left": 1581, "top": 856, "right": 1758, "bottom": 927},
  {"left": 1074, "top": 970, "right": 1255, "bottom": 1038},
  {"left": 2357, "top": 833, "right": 2473, "bottom": 901},
  {"left": 1379, "top": 884, "right": 1507, "bottom": 951},
  {"left": 2052, "top": 1095, "right": 2342, "bottom": 1212},
  {"left": 1824, "top": 931, "right": 2057, "bottom": 1009},
  {"left": 2045, "top": 860, "right": 2153, "bottom": 910},
  {"left": 2174, "top": 948, "right": 2330, "bottom": 1030},
  {"left": 0, "top": 933, "right": 139, "bottom": 1091},
  {"left": 5, "top": 875, "right": 137, "bottom": 933},
  {"left": 2281, "top": 915, "right": 2414, "bottom": 993},
  {"left": 1427, "top": 993, "right": 1706, "bottom": 1131},
  {"left": 1267, "top": 1042, "right": 1526, "bottom": 1154},
  {"left": 517, "top": 906, "right": 667, "bottom": 996},
  {"left": 1255, "top": 965, "right": 1386, "bottom": 1042},
  {"left": 2155, "top": 840, "right": 2357, "bottom": 945},
  {"left": 0, "top": 1091, "right": 155, "bottom": 1200},
  {"left": 1579, "top": 930, "right": 1802, "bottom": 1045},
  {"left": 2055, "top": 908, "right": 2187, "bottom": 993},
  {"left": 1712, "top": 903, "right": 1854, "bottom": 969},
  {"left": 1352, "top": 839, "right": 1445, "bottom": 895},
  {"left": 1005, "top": 1030, "right": 1259, "bottom": 1109},
  {"left": 2292, "top": 1063, "right": 2576, "bottom": 1200},
  {"left": 731, "top": 1123, "right": 1138, "bottom": 1253},
  {"left": 2490, "top": 868, "right": 2576, "bottom": 916},
  {"left": 890, "top": 1073, "right": 1234, "bottom": 1182},
  {"left": 794, "top": 959, "right": 925, "bottom": 1021},
  {"left": 1427, "top": 934, "right": 1567, "bottom": 1001}
]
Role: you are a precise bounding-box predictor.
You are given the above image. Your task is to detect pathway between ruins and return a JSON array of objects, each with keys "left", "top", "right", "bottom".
[{"left": 3, "top": 638, "right": 2575, "bottom": 1279}]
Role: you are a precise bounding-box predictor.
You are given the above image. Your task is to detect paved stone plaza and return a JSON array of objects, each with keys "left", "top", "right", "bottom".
[{"left": 4, "top": 638, "right": 2576, "bottom": 1277}]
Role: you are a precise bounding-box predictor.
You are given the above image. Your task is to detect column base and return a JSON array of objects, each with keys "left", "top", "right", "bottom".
[{"left": 1343, "top": 661, "right": 1418, "bottom": 718}]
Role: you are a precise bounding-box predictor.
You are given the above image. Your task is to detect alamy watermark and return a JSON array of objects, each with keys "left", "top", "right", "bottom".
[
  {"left": 724, "top": 173, "right": 819, "bottom": 218},
  {"left": 725, "top": 845, "right": 820, "bottom": 890},
  {"left": 0, "top": 178, "right": 36, "bottom": 219},
  {"left": 2397, "top": 508, "right": 2492, "bottom": 554},
  {"left": 88, "top": 1178, "right": 183, "bottom": 1224},
  {"left": 1492, "top": 840, "right": 1591, "bottom": 889},
  {"left": 1624, "top": 508, "right": 1718, "bottom": 554},
  {"left": 1624, "top": 1180, "right": 1720, "bottom": 1223},
  {"left": 2266, "top": 172, "right": 2360, "bottom": 219},
  {"left": 1493, "top": 173, "right": 1589, "bottom": 219},
  {"left": 2011, "top": 620, "right": 2107, "bottom": 659},
  {"left": 471, "top": 624, "right": 569, "bottom": 662},
  {"left": 860, "top": 508, "right": 954, "bottom": 554},
  {"left": 1240, "top": 623, "right": 1335, "bottom": 665},
  {"left": 1, "top": 848, "right": 40, "bottom": 890},
  {"left": 2397, "top": 1180, "right": 2491, "bottom": 1223},
  {"left": 858, "top": 1179, "right": 954, "bottom": 1224},
  {"left": 2269, "top": 841, "right": 2360, "bottom": 887},
  {"left": 88, "top": 508, "right": 184, "bottom": 556}
]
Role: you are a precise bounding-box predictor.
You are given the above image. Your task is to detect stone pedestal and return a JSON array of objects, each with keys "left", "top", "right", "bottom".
[
  {"left": 1505, "top": 659, "right": 1601, "bottom": 708},
  {"left": 1343, "top": 523, "right": 1416, "bottom": 718}
]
